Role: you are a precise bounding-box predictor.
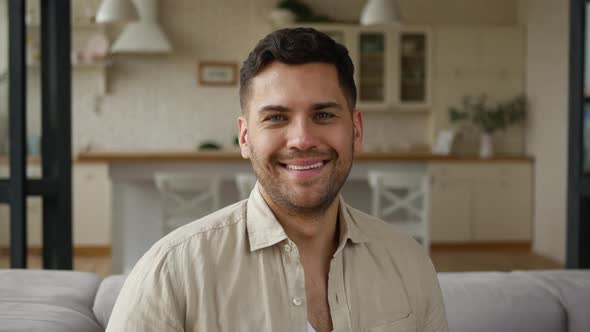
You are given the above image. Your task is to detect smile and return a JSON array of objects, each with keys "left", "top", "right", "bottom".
[{"left": 285, "top": 161, "right": 324, "bottom": 171}]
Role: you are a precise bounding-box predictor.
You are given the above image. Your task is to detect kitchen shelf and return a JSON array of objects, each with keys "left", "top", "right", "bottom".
[{"left": 27, "top": 60, "right": 111, "bottom": 94}]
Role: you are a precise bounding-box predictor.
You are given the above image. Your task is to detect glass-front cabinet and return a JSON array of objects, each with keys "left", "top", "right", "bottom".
[
  {"left": 398, "top": 29, "right": 429, "bottom": 108},
  {"left": 291, "top": 23, "right": 431, "bottom": 112},
  {"left": 355, "top": 28, "right": 393, "bottom": 110}
]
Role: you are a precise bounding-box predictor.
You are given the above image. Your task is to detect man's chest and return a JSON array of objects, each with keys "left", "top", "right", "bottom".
[
  {"left": 184, "top": 246, "right": 417, "bottom": 332},
  {"left": 306, "top": 280, "right": 333, "bottom": 332}
]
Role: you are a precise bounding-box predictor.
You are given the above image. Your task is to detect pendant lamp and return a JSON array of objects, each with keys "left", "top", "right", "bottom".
[
  {"left": 96, "top": 0, "right": 139, "bottom": 23},
  {"left": 360, "top": 0, "right": 401, "bottom": 25}
]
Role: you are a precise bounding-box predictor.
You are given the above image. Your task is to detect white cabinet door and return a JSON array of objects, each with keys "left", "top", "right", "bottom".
[
  {"left": 430, "top": 176, "right": 472, "bottom": 242},
  {"left": 429, "top": 162, "right": 532, "bottom": 243},
  {"left": 73, "top": 163, "right": 111, "bottom": 245},
  {"left": 472, "top": 164, "right": 532, "bottom": 241}
]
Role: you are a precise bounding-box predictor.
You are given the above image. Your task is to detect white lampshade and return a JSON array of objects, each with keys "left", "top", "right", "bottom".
[
  {"left": 360, "top": 0, "right": 401, "bottom": 25},
  {"left": 96, "top": 0, "right": 139, "bottom": 23},
  {"left": 111, "top": 0, "right": 172, "bottom": 54}
]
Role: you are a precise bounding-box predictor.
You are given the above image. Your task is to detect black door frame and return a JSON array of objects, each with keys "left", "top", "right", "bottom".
[
  {"left": 567, "top": 0, "right": 590, "bottom": 268},
  {"left": 2, "top": 0, "right": 72, "bottom": 269}
]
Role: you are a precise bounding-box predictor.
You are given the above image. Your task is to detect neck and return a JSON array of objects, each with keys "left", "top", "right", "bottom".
[{"left": 263, "top": 194, "right": 341, "bottom": 263}]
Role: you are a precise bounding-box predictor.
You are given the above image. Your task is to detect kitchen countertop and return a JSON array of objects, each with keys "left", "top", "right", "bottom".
[{"left": 75, "top": 150, "right": 533, "bottom": 163}]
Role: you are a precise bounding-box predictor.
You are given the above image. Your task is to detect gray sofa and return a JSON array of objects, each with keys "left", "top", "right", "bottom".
[{"left": 0, "top": 269, "right": 589, "bottom": 331}]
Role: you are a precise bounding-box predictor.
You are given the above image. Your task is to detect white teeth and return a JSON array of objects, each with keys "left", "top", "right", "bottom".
[{"left": 286, "top": 162, "right": 324, "bottom": 170}]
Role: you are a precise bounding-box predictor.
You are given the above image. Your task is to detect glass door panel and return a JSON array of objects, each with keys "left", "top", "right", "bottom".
[
  {"left": 359, "top": 32, "right": 385, "bottom": 103},
  {"left": 400, "top": 32, "right": 426, "bottom": 103}
]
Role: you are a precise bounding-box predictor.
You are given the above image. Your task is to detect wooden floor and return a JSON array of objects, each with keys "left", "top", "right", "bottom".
[{"left": 0, "top": 247, "right": 562, "bottom": 278}]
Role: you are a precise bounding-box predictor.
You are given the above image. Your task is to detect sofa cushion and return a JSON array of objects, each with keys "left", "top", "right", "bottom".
[
  {"left": 0, "top": 269, "right": 103, "bottom": 332},
  {"left": 513, "top": 270, "right": 590, "bottom": 332},
  {"left": 438, "top": 272, "right": 566, "bottom": 332},
  {"left": 93, "top": 274, "right": 127, "bottom": 329}
]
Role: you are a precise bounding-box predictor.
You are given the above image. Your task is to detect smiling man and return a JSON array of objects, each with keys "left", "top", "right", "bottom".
[{"left": 107, "top": 28, "right": 448, "bottom": 332}]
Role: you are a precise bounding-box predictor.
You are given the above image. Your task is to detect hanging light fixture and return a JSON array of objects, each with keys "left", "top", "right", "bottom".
[
  {"left": 360, "top": 0, "right": 401, "bottom": 25},
  {"left": 111, "top": 0, "right": 172, "bottom": 54},
  {"left": 96, "top": 0, "right": 139, "bottom": 23}
]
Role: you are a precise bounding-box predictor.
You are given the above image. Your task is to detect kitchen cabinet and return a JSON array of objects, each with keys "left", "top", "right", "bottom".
[
  {"left": 73, "top": 163, "right": 111, "bottom": 245},
  {"left": 430, "top": 176, "right": 472, "bottom": 242},
  {"left": 429, "top": 162, "right": 532, "bottom": 243},
  {"left": 286, "top": 23, "right": 432, "bottom": 112}
]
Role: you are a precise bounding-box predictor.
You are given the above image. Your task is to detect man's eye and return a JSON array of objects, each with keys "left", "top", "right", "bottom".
[
  {"left": 316, "top": 112, "right": 335, "bottom": 120},
  {"left": 266, "top": 114, "right": 286, "bottom": 122}
]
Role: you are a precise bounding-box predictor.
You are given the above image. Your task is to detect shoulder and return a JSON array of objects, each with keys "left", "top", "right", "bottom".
[
  {"left": 135, "top": 200, "right": 248, "bottom": 268},
  {"left": 164, "top": 199, "right": 248, "bottom": 247},
  {"left": 345, "top": 204, "right": 423, "bottom": 255}
]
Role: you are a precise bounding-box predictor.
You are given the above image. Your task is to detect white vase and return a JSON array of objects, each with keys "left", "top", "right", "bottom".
[{"left": 480, "top": 132, "right": 493, "bottom": 158}]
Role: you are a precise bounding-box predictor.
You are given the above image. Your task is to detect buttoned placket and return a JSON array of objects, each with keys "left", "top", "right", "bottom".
[
  {"left": 280, "top": 239, "right": 307, "bottom": 332},
  {"left": 328, "top": 248, "right": 352, "bottom": 332}
]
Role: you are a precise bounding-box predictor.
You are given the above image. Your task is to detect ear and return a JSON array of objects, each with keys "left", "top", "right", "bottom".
[
  {"left": 237, "top": 116, "right": 251, "bottom": 159},
  {"left": 352, "top": 110, "right": 363, "bottom": 153}
]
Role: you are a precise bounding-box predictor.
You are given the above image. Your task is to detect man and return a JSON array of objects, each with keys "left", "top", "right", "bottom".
[{"left": 107, "top": 28, "right": 448, "bottom": 332}]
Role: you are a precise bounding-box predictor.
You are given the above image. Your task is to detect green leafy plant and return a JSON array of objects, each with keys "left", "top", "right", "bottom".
[
  {"left": 276, "top": 0, "right": 332, "bottom": 22},
  {"left": 198, "top": 141, "right": 222, "bottom": 150},
  {"left": 448, "top": 94, "right": 527, "bottom": 134}
]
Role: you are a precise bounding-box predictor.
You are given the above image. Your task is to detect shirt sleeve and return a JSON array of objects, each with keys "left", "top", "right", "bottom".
[{"left": 106, "top": 246, "right": 185, "bottom": 332}]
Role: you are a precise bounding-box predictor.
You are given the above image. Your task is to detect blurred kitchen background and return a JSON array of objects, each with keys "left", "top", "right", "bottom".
[{"left": 0, "top": 0, "right": 575, "bottom": 275}]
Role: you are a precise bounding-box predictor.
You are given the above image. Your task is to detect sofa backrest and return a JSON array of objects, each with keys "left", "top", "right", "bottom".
[
  {"left": 93, "top": 275, "right": 126, "bottom": 330},
  {"left": 96, "top": 270, "right": 590, "bottom": 332},
  {"left": 438, "top": 271, "right": 567, "bottom": 332},
  {"left": 0, "top": 269, "right": 104, "bottom": 332}
]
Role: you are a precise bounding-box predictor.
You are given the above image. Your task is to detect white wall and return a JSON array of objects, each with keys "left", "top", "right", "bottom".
[{"left": 520, "top": 0, "right": 569, "bottom": 263}]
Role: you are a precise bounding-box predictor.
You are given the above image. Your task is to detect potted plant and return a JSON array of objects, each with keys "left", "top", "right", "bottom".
[
  {"left": 269, "top": 0, "right": 332, "bottom": 26},
  {"left": 448, "top": 94, "right": 527, "bottom": 158}
]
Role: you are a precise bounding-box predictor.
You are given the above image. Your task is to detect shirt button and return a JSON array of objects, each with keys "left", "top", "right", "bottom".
[
  {"left": 292, "top": 296, "right": 303, "bottom": 306},
  {"left": 283, "top": 244, "right": 292, "bottom": 252}
]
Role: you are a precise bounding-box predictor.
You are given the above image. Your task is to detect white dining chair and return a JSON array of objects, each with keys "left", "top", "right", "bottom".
[
  {"left": 154, "top": 173, "right": 221, "bottom": 235},
  {"left": 368, "top": 170, "right": 431, "bottom": 253},
  {"left": 235, "top": 173, "right": 257, "bottom": 200}
]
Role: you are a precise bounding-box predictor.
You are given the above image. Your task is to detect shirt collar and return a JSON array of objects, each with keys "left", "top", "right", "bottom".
[{"left": 246, "top": 183, "right": 369, "bottom": 252}]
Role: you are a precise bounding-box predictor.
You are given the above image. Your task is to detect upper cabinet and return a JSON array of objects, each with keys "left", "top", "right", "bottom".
[
  {"left": 285, "top": 24, "right": 431, "bottom": 112},
  {"left": 397, "top": 27, "right": 431, "bottom": 109}
]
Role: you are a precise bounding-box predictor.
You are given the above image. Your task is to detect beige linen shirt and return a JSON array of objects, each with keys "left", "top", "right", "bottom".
[{"left": 107, "top": 185, "right": 448, "bottom": 332}]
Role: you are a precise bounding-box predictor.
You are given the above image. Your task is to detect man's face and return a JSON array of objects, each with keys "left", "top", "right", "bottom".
[{"left": 238, "top": 62, "right": 363, "bottom": 214}]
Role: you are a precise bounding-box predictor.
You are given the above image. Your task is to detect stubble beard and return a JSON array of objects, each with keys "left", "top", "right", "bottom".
[{"left": 249, "top": 144, "right": 354, "bottom": 218}]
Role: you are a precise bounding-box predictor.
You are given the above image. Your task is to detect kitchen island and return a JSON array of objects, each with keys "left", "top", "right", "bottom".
[{"left": 77, "top": 150, "right": 532, "bottom": 273}]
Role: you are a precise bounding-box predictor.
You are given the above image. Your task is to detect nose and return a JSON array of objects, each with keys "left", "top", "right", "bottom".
[{"left": 286, "top": 117, "right": 319, "bottom": 151}]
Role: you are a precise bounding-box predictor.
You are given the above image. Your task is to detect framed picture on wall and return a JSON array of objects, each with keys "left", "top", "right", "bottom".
[{"left": 197, "top": 61, "right": 238, "bottom": 86}]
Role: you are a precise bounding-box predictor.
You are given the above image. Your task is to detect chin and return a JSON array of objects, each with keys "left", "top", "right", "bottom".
[{"left": 287, "top": 193, "right": 337, "bottom": 212}]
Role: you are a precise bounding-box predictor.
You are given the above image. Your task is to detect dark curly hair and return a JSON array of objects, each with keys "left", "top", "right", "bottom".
[{"left": 239, "top": 27, "right": 356, "bottom": 112}]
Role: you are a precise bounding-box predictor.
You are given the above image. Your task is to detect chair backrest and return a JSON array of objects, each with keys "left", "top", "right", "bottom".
[
  {"left": 368, "top": 170, "right": 430, "bottom": 252},
  {"left": 235, "top": 173, "right": 257, "bottom": 200},
  {"left": 154, "top": 173, "right": 221, "bottom": 234}
]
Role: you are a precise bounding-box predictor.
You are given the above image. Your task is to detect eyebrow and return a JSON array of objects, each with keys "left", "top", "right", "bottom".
[{"left": 257, "top": 102, "right": 343, "bottom": 113}]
